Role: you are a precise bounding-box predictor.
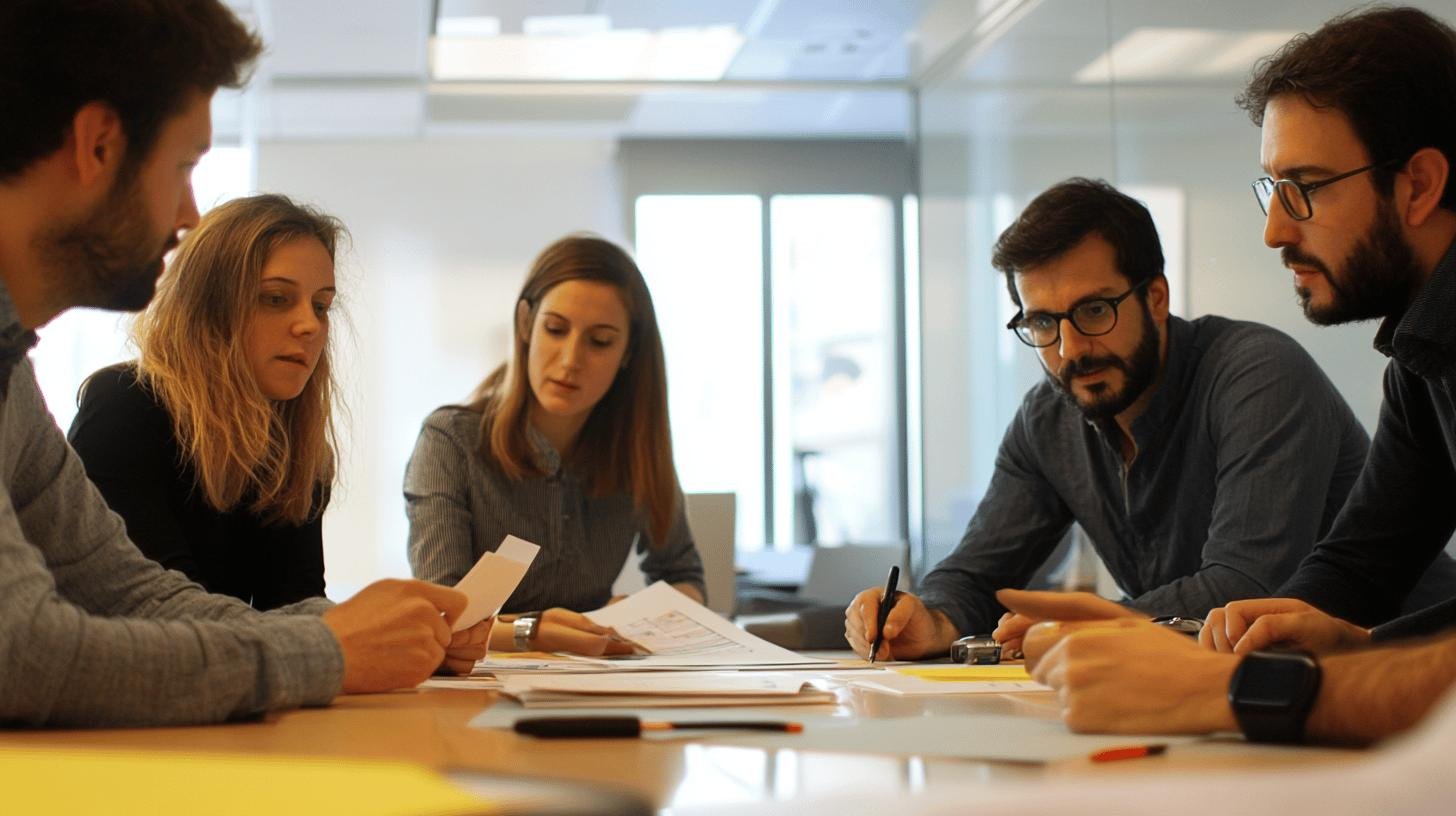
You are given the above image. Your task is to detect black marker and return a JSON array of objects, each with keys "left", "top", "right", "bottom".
[{"left": 868, "top": 565, "right": 900, "bottom": 664}]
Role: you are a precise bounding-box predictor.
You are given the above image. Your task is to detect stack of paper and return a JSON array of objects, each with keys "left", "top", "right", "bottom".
[{"left": 500, "top": 671, "right": 837, "bottom": 708}]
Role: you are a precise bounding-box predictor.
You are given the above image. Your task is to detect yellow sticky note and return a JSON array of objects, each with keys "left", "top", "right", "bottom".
[
  {"left": 895, "top": 665, "right": 1033, "bottom": 682},
  {"left": 2, "top": 746, "right": 490, "bottom": 816}
]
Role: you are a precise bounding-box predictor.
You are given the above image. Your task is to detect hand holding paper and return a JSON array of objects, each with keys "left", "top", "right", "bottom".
[{"left": 453, "top": 535, "right": 541, "bottom": 632}]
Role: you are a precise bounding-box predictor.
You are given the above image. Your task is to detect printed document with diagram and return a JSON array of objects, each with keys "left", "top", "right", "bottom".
[{"left": 583, "top": 582, "right": 834, "bottom": 668}]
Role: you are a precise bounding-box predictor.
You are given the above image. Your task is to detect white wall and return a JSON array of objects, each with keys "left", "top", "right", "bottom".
[{"left": 255, "top": 136, "right": 625, "bottom": 596}]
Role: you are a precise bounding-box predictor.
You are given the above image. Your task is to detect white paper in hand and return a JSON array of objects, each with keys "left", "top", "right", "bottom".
[{"left": 452, "top": 535, "right": 540, "bottom": 631}]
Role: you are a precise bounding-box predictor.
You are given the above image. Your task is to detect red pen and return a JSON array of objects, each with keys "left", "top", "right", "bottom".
[{"left": 1089, "top": 744, "right": 1168, "bottom": 762}]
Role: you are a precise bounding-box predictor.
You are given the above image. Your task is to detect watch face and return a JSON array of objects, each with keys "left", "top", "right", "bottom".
[{"left": 1239, "top": 656, "right": 1314, "bottom": 708}]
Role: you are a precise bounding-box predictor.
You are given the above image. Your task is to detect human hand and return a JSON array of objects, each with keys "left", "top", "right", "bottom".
[
  {"left": 1199, "top": 598, "right": 1370, "bottom": 654},
  {"left": 993, "top": 588, "right": 1140, "bottom": 655},
  {"left": 322, "top": 579, "right": 466, "bottom": 694},
  {"left": 843, "top": 587, "right": 957, "bottom": 661},
  {"left": 439, "top": 617, "right": 494, "bottom": 675},
  {"left": 521, "top": 608, "right": 638, "bottom": 656},
  {"left": 1028, "top": 619, "right": 1240, "bottom": 734}
]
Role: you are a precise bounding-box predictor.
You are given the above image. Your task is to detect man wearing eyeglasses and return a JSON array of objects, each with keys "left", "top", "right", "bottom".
[
  {"left": 844, "top": 176, "right": 1406, "bottom": 662},
  {"left": 1007, "top": 7, "right": 1456, "bottom": 747}
]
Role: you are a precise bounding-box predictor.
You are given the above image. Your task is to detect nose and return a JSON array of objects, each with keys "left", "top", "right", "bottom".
[
  {"left": 1057, "top": 318, "right": 1092, "bottom": 360},
  {"left": 1262, "top": 198, "right": 1299, "bottom": 249},
  {"left": 176, "top": 181, "right": 201, "bottom": 232},
  {"left": 559, "top": 333, "right": 586, "bottom": 370},
  {"left": 291, "top": 304, "right": 322, "bottom": 338}
]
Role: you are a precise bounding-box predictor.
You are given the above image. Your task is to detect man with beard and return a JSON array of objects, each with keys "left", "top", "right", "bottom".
[
  {"left": 844, "top": 177, "right": 1378, "bottom": 661},
  {"left": 1011, "top": 6, "right": 1456, "bottom": 747},
  {"left": 0, "top": 0, "right": 487, "bottom": 728}
]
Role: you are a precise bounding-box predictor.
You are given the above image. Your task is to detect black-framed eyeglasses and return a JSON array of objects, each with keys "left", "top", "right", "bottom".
[
  {"left": 1005, "top": 277, "right": 1151, "bottom": 349},
  {"left": 1252, "top": 158, "right": 1403, "bottom": 221}
]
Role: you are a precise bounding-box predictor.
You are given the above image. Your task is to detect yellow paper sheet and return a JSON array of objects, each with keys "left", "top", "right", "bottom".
[
  {"left": 2, "top": 746, "right": 490, "bottom": 816},
  {"left": 895, "top": 665, "right": 1033, "bottom": 682}
]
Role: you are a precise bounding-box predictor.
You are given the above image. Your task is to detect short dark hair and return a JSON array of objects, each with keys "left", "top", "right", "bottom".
[
  {"left": 991, "top": 178, "right": 1164, "bottom": 307},
  {"left": 0, "top": 0, "right": 262, "bottom": 181},
  {"left": 1237, "top": 5, "right": 1456, "bottom": 209}
]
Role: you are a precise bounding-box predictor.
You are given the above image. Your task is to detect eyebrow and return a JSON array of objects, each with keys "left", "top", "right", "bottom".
[
  {"left": 1024, "top": 288, "right": 1124, "bottom": 313},
  {"left": 1265, "top": 163, "right": 1337, "bottom": 181},
  {"left": 260, "top": 276, "right": 336, "bottom": 294},
  {"left": 541, "top": 311, "right": 624, "bottom": 332}
]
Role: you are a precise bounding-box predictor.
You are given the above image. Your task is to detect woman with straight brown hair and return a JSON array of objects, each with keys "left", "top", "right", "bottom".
[
  {"left": 405, "top": 233, "right": 705, "bottom": 656},
  {"left": 68, "top": 193, "right": 343, "bottom": 612}
]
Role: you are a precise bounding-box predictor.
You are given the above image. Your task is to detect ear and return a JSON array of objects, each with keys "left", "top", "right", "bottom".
[
  {"left": 1401, "top": 146, "right": 1449, "bottom": 228},
  {"left": 1145, "top": 275, "right": 1171, "bottom": 323},
  {"left": 514, "top": 299, "right": 533, "bottom": 344},
  {"left": 67, "top": 101, "right": 126, "bottom": 189}
]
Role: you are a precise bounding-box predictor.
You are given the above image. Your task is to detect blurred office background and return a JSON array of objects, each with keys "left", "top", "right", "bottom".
[{"left": 31, "top": 0, "right": 1456, "bottom": 600}]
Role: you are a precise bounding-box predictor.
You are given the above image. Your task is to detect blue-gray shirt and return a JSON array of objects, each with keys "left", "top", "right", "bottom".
[
  {"left": 918, "top": 315, "right": 1370, "bottom": 635},
  {"left": 405, "top": 406, "right": 706, "bottom": 611}
]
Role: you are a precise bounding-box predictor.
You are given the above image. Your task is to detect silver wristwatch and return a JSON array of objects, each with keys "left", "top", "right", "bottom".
[{"left": 513, "top": 613, "right": 541, "bottom": 651}]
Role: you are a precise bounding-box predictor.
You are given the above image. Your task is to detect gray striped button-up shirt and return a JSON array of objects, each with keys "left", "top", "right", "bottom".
[
  {"left": 404, "top": 406, "right": 706, "bottom": 612},
  {"left": 0, "top": 280, "right": 342, "bottom": 727}
]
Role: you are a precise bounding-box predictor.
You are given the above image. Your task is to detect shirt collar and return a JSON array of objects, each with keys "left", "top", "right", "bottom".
[
  {"left": 0, "top": 276, "right": 39, "bottom": 397},
  {"left": 525, "top": 423, "right": 564, "bottom": 476},
  {"left": 1374, "top": 236, "right": 1456, "bottom": 380}
]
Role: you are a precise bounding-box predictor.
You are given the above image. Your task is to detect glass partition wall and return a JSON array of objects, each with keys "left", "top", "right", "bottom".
[{"left": 912, "top": 0, "right": 1433, "bottom": 575}]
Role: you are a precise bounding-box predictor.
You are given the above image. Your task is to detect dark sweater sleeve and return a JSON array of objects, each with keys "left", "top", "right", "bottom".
[
  {"left": 1371, "top": 596, "right": 1456, "bottom": 643},
  {"left": 66, "top": 365, "right": 206, "bottom": 587},
  {"left": 1277, "top": 361, "right": 1456, "bottom": 626}
]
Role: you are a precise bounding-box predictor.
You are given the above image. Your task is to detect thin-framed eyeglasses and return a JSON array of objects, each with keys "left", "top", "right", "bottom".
[
  {"left": 1252, "top": 158, "right": 1403, "bottom": 221},
  {"left": 1006, "top": 277, "right": 1152, "bottom": 349}
]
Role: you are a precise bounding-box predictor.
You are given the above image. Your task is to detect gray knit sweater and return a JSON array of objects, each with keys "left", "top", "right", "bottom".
[{"left": 0, "top": 281, "right": 342, "bottom": 727}]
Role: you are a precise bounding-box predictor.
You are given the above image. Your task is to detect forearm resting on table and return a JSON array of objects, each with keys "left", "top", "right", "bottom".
[{"left": 1308, "top": 633, "right": 1456, "bottom": 745}]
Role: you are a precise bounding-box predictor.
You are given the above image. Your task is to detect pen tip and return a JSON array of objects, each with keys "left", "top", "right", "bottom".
[{"left": 786, "top": 723, "right": 804, "bottom": 733}]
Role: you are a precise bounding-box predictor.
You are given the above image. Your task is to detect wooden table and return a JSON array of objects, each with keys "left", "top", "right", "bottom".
[{"left": 0, "top": 670, "right": 1363, "bottom": 812}]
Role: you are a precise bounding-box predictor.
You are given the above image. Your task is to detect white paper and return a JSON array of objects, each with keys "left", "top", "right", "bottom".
[
  {"left": 452, "top": 535, "right": 540, "bottom": 632},
  {"left": 499, "top": 670, "right": 836, "bottom": 708},
  {"left": 583, "top": 582, "right": 834, "bottom": 668}
]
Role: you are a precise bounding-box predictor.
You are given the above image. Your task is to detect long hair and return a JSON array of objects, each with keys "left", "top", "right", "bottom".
[
  {"left": 467, "top": 234, "right": 679, "bottom": 548},
  {"left": 132, "top": 193, "right": 346, "bottom": 524}
]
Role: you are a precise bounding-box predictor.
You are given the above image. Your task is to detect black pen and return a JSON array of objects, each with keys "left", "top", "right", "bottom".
[
  {"left": 514, "top": 716, "right": 803, "bottom": 738},
  {"left": 868, "top": 565, "right": 900, "bottom": 664}
]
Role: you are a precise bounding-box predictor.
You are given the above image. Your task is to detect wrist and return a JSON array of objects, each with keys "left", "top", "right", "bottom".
[{"left": 1192, "top": 653, "right": 1241, "bottom": 733}]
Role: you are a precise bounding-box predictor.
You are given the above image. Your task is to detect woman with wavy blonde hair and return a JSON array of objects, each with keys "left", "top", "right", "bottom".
[
  {"left": 405, "top": 234, "right": 705, "bottom": 655},
  {"left": 68, "top": 193, "right": 344, "bottom": 611}
]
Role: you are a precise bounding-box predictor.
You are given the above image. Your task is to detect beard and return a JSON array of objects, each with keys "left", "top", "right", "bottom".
[
  {"left": 35, "top": 169, "right": 175, "bottom": 314},
  {"left": 1286, "top": 197, "right": 1421, "bottom": 326},
  {"left": 1049, "top": 301, "right": 1161, "bottom": 421}
]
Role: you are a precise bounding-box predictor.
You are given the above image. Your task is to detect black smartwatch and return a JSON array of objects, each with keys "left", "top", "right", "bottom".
[{"left": 1227, "top": 650, "right": 1322, "bottom": 743}]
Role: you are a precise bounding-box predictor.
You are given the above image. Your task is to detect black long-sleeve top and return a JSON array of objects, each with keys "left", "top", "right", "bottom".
[
  {"left": 1279, "top": 238, "right": 1456, "bottom": 634},
  {"left": 67, "top": 363, "right": 326, "bottom": 611}
]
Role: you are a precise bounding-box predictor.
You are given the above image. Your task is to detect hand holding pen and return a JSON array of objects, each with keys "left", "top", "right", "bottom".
[{"left": 845, "top": 573, "right": 962, "bottom": 662}]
